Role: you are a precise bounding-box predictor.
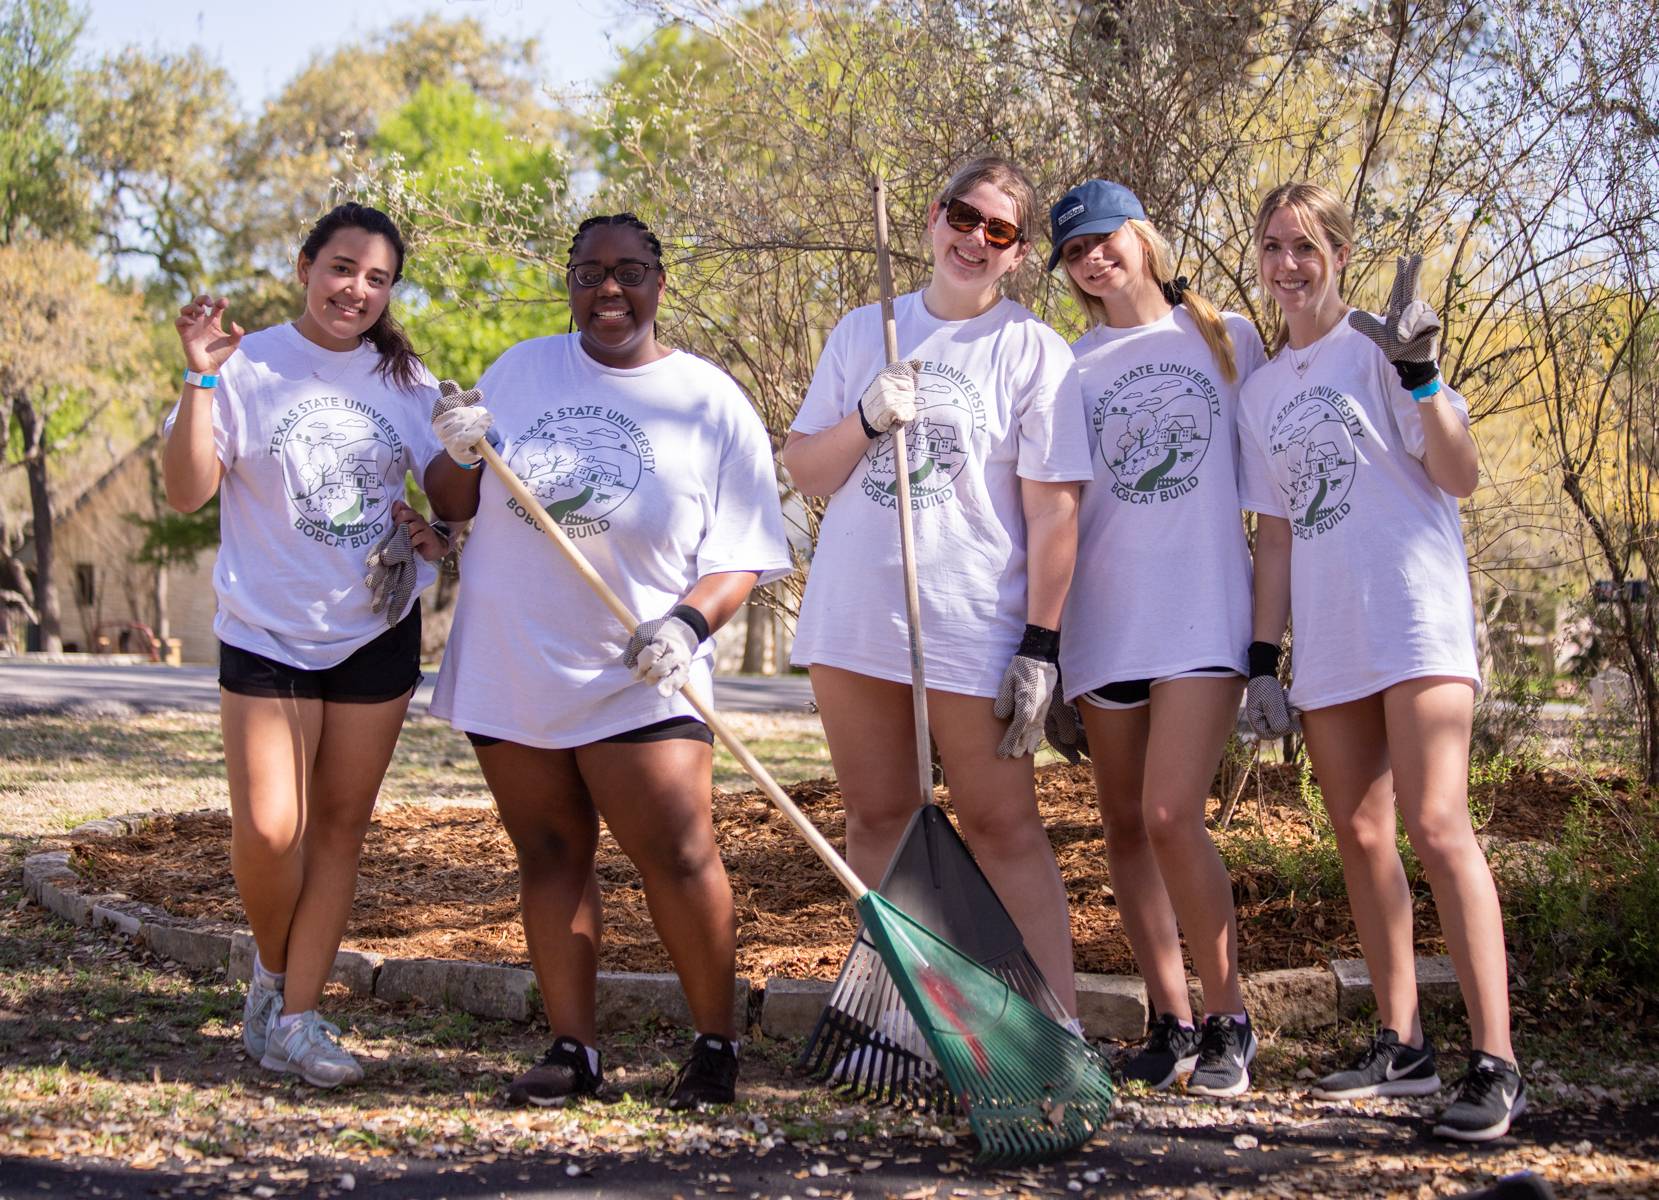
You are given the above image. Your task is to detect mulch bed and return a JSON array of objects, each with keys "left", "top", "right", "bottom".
[{"left": 72, "top": 762, "right": 1588, "bottom": 981}]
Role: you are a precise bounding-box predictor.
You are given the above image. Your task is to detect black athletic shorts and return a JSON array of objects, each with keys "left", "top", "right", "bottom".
[
  {"left": 1081, "top": 664, "right": 1237, "bottom": 709},
  {"left": 465, "top": 716, "right": 715, "bottom": 750},
  {"left": 219, "top": 603, "right": 422, "bottom": 704}
]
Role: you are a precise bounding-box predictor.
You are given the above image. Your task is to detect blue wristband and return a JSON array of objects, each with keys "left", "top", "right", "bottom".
[
  {"left": 182, "top": 368, "right": 219, "bottom": 388},
  {"left": 1410, "top": 378, "right": 1441, "bottom": 402},
  {"left": 454, "top": 457, "right": 481, "bottom": 470}
]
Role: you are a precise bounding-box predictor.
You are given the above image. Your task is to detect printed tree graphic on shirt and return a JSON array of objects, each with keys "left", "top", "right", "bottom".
[
  {"left": 286, "top": 415, "right": 393, "bottom": 534},
  {"left": 1267, "top": 395, "right": 1358, "bottom": 528},
  {"left": 513, "top": 415, "right": 646, "bottom": 527},
  {"left": 1096, "top": 371, "right": 1214, "bottom": 495}
]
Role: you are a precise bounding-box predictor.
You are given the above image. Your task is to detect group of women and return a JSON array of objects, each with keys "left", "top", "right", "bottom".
[{"left": 162, "top": 153, "right": 1523, "bottom": 1144}]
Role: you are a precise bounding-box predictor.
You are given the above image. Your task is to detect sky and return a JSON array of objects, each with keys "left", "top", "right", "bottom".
[{"left": 78, "top": 0, "right": 653, "bottom": 111}]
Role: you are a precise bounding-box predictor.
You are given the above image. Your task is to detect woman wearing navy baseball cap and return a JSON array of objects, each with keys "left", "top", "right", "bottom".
[{"left": 1044, "top": 178, "right": 1265, "bottom": 1096}]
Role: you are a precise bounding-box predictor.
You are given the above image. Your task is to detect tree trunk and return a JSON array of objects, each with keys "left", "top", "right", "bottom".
[
  {"left": 740, "top": 598, "right": 768, "bottom": 674},
  {"left": 13, "top": 395, "right": 61, "bottom": 652}
]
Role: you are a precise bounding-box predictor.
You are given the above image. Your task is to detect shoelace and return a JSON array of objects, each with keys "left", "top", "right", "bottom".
[
  {"left": 289, "top": 1017, "right": 345, "bottom": 1056},
  {"left": 1143, "top": 1016, "right": 1183, "bottom": 1055},
  {"left": 1456, "top": 1063, "right": 1505, "bottom": 1105},
  {"left": 1197, "top": 1018, "right": 1241, "bottom": 1064},
  {"left": 1353, "top": 1034, "right": 1396, "bottom": 1071}
]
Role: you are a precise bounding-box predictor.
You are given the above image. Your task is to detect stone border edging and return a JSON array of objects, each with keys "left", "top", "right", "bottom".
[{"left": 23, "top": 813, "right": 1463, "bottom": 1043}]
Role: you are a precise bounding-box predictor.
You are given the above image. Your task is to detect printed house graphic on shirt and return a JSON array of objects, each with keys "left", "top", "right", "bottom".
[
  {"left": 869, "top": 417, "right": 961, "bottom": 471},
  {"left": 285, "top": 416, "right": 394, "bottom": 534}
]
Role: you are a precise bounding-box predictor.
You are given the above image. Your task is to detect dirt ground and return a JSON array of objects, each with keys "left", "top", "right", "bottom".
[{"left": 73, "top": 761, "right": 1593, "bottom": 980}]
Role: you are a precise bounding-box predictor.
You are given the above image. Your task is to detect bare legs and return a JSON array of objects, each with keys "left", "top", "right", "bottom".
[
  {"left": 479, "top": 736, "right": 736, "bottom": 1043},
  {"left": 1302, "top": 678, "right": 1512, "bottom": 1059},
  {"left": 1079, "top": 676, "right": 1245, "bottom": 1019},
  {"left": 810, "top": 665, "right": 1078, "bottom": 1013},
  {"left": 220, "top": 689, "right": 411, "bottom": 1014}
]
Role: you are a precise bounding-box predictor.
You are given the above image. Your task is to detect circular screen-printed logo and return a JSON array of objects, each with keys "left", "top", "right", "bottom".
[
  {"left": 511, "top": 410, "right": 650, "bottom": 528},
  {"left": 276, "top": 401, "right": 399, "bottom": 541},
  {"left": 1092, "top": 365, "right": 1218, "bottom": 503},
  {"left": 859, "top": 364, "right": 981, "bottom": 508},
  {"left": 1267, "top": 388, "right": 1359, "bottom": 534}
]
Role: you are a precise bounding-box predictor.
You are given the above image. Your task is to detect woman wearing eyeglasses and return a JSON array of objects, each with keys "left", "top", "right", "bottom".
[
  {"left": 1045, "top": 179, "right": 1265, "bottom": 1096},
  {"left": 425, "top": 213, "right": 792, "bottom": 1110},
  {"left": 781, "top": 156, "right": 1092, "bottom": 1023}
]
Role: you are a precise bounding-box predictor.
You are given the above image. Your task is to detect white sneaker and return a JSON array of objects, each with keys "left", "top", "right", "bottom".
[
  {"left": 242, "top": 978, "right": 283, "bottom": 1060},
  {"left": 260, "top": 1011, "right": 364, "bottom": 1088}
]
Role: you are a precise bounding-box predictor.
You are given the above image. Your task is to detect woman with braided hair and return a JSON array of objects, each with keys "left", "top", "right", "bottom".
[
  {"left": 426, "top": 213, "right": 791, "bottom": 1110},
  {"left": 1042, "top": 179, "right": 1265, "bottom": 1096},
  {"left": 163, "top": 201, "right": 450, "bottom": 1087},
  {"left": 1237, "top": 181, "right": 1520, "bottom": 1141}
]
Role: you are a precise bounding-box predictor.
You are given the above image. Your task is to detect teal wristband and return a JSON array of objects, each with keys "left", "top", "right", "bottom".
[
  {"left": 454, "top": 457, "right": 481, "bottom": 470},
  {"left": 182, "top": 368, "right": 219, "bottom": 388},
  {"left": 1410, "top": 378, "right": 1441, "bottom": 402}
]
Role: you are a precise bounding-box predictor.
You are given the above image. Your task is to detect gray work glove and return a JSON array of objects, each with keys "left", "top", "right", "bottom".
[
  {"left": 994, "top": 654, "right": 1058, "bottom": 759},
  {"left": 1043, "top": 683, "right": 1088, "bottom": 765},
  {"left": 1348, "top": 253, "right": 1441, "bottom": 392},
  {"left": 1244, "top": 675, "right": 1295, "bottom": 740},
  {"left": 364, "top": 522, "right": 415, "bottom": 628},
  {"left": 623, "top": 612, "right": 701, "bottom": 697}
]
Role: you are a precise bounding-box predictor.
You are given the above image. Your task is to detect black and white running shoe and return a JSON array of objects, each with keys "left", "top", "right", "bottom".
[
  {"left": 1312, "top": 1029, "right": 1441, "bottom": 1099},
  {"left": 666, "top": 1033, "right": 739, "bottom": 1110},
  {"left": 504, "top": 1037, "right": 603, "bottom": 1107},
  {"left": 1120, "top": 1012, "right": 1202, "bottom": 1090},
  {"left": 1185, "top": 1014, "right": 1256, "bottom": 1097},
  {"left": 1434, "top": 1052, "right": 1526, "bottom": 1142}
]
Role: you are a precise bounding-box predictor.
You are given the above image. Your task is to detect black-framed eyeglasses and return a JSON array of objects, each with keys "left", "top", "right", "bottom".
[
  {"left": 567, "top": 261, "right": 660, "bottom": 288},
  {"left": 942, "top": 197, "right": 1024, "bottom": 249}
]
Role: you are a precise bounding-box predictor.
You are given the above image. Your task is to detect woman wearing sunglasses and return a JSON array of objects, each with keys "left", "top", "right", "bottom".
[
  {"left": 1045, "top": 180, "right": 1265, "bottom": 1096},
  {"left": 425, "top": 213, "right": 792, "bottom": 1110},
  {"left": 781, "top": 156, "right": 1092, "bottom": 1024}
]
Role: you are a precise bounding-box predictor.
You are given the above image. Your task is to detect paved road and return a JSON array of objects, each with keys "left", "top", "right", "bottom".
[{"left": 0, "top": 659, "right": 816, "bottom": 716}]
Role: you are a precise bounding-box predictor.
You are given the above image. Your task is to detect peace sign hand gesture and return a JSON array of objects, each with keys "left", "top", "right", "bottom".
[
  {"left": 175, "top": 294, "right": 245, "bottom": 375},
  {"left": 1347, "top": 254, "right": 1441, "bottom": 394}
]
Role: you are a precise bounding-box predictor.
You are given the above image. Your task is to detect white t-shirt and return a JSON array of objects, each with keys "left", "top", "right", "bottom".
[
  {"left": 429, "top": 335, "right": 793, "bottom": 749},
  {"left": 789, "top": 293, "right": 1093, "bottom": 696},
  {"left": 1236, "top": 319, "right": 1480, "bottom": 710},
  {"left": 1060, "top": 307, "right": 1265, "bottom": 696},
  {"left": 165, "top": 323, "right": 442, "bottom": 670}
]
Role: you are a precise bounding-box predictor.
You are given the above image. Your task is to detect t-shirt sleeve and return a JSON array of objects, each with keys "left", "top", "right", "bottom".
[
  {"left": 1379, "top": 346, "right": 1470, "bottom": 461},
  {"left": 697, "top": 392, "right": 795, "bottom": 586},
  {"left": 1013, "top": 327, "right": 1092, "bottom": 482},
  {"left": 793, "top": 315, "right": 857, "bottom": 435},
  {"left": 1236, "top": 394, "right": 1287, "bottom": 518},
  {"left": 404, "top": 375, "right": 444, "bottom": 491}
]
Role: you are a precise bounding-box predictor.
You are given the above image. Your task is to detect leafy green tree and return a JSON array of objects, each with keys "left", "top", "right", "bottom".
[{"left": 0, "top": 0, "right": 86, "bottom": 245}]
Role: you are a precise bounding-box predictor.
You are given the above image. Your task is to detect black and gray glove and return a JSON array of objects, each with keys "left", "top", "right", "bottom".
[
  {"left": 1043, "top": 674, "right": 1088, "bottom": 765},
  {"left": 1347, "top": 254, "right": 1442, "bottom": 398},
  {"left": 364, "top": 522, "right": 415, "bottom": 628},
  {"left": 1242, "top": 640, "right": 1295, "bottom": 740},
  {"left": 622, "top": 604, "right": 710, "bottom": 697},
  {"left": 993, "top": 624, "right": 1060, "bottom": 759}
]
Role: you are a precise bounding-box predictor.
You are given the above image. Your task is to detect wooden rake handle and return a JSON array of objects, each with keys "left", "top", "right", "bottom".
[
  {"left": 472, "top": 440, "right": 868, "bottom": 899},
  {"left": 872, "top": 176, "right": 934, "bottom": 808}
]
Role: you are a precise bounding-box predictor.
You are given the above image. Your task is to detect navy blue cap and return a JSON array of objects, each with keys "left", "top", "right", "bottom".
[{"left": 1047, "top": 179, "right": 1147, "bottom": 270}]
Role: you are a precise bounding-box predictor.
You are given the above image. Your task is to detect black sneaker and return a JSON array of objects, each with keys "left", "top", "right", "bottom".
[
  {"left": 504, "top": 1036, "right": 602, "bottom": 1107},
  {"left": 1434, "top": 1052, "right": 1526, "bottom": 1142},
  {"left": 1119, "top": 1012, "right": 1202, "bottom": 1090},
  {"left": 1312, "top": 1029, "right": 1441, "bottom": 1099},
  {"left": 665, "top": 1033, "right": 739, "bottom": 1110},
  {"left": 1185, "top": 1014, "right": 1256, "bottom": 1098}
]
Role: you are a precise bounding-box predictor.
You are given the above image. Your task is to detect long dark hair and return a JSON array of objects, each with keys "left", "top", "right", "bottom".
[{"left": 298, "top": 202, "right": 423, "bottom": 391}]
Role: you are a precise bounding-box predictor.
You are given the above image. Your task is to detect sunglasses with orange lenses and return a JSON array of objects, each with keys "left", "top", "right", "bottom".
[{"left": 942, "top": 197, "right": 1024, "bottom": 249}]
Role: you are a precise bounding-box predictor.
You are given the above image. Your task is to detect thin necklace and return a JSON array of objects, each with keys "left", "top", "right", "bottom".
[
  {"left": 293, "top": 321, "right": 363, "bottom": 383},
  {"left": 1287, "top": 308, "right": 1347, "bottom": 377}
]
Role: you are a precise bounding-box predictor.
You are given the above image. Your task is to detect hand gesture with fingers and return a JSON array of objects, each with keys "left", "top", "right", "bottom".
[
  {"left": 1347, "top": 254, "right": 1442, "bottom": 396},
  {"left": 175, "top": 294, "right": 245, "bottom": 375}
]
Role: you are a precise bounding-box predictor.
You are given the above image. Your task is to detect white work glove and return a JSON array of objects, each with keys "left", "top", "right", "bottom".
[
  {"left": 857, "top": 359, "right": 921, "bottom": 436},
  {"left": 1043, "top": 680, "right": 1088, "bottom": 765},
  {"left": 431, "top": 380, "right": 501, "bottom": 466},
  {"left": 1242, "top": 641, "right": 1296, "bottom": 740},
  {"left": 364, "top": 523, "right": 414, "bottom": 627},
  {"left": 622, "top": 610, "right": 703, "bottom": 697}
]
